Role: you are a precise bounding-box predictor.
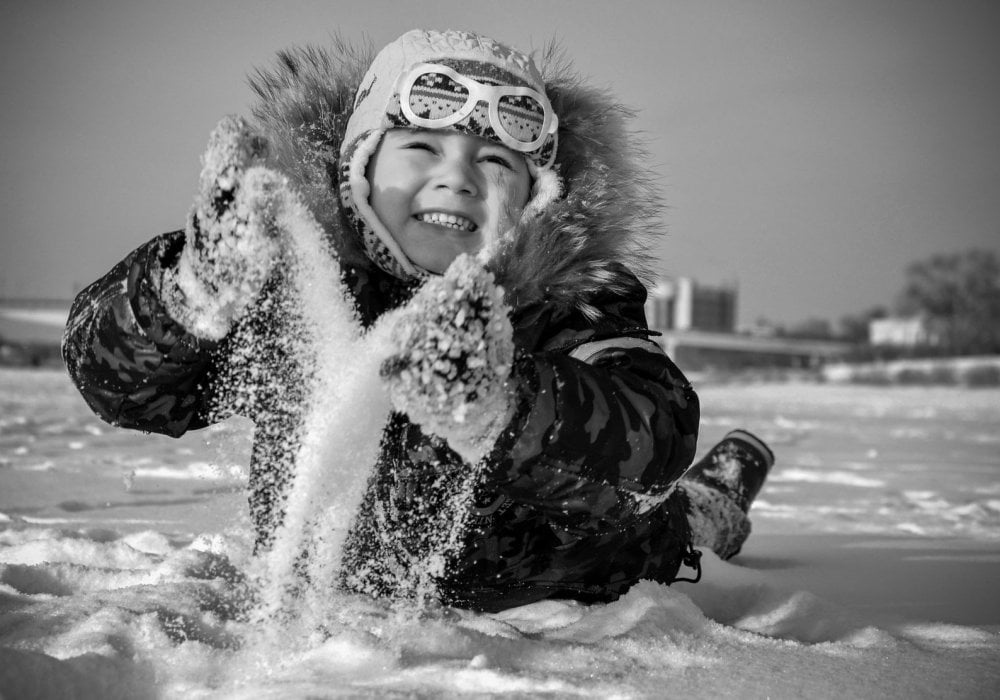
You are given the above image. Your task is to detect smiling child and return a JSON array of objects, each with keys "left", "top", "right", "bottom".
[{"left": 63, "top": 29, "right": 773, "bottom": 611}]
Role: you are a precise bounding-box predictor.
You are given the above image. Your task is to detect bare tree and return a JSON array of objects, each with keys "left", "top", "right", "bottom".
[{"left": 896, "top": 249, "right": 1000, "bottom": 355}]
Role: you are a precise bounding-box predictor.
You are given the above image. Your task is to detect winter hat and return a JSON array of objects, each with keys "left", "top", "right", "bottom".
[{"left": 339, "top": 29, "right": 562, "bottom": 280}]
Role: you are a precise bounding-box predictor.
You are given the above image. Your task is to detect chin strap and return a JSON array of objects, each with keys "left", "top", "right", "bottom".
[{"left": 673, "top": 542, "right": 703, "bottom": 584}]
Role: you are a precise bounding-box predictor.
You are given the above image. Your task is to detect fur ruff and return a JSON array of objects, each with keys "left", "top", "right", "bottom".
[{"left": 247, "top": 38, "right": 663, "bottom": 320}]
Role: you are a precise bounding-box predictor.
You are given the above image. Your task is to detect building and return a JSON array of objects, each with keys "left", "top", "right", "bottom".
[
  {"left": 645, "top": 278, "right": 737, "bottom": 334},
  {"left": 869, "top": 316, "right": 939, "bottom": 348},
  {"left": 644, "top": 278, "right": 850, "bottom": 370}
]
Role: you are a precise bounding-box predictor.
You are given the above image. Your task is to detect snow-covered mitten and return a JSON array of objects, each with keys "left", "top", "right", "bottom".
[
  {"left": 380, "top": 255, "right": 516, "bottom": 464},
  {"left": 162, "top": 115, "right": 289, "bottom": 339}
]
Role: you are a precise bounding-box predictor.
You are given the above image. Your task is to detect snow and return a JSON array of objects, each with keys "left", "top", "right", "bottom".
[
  {"left": 235, "top": 168, "right": 393, "bottom": 624},
  {"left": 2, "top": 369, "right": 999, "bottom": 698},
  {"left": 0, "top": 310, "right": 68, "bottom": 327}
]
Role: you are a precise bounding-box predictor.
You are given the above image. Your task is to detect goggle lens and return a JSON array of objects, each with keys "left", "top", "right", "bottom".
[
  {"left": 407, "top": 71, "right": 472, "bottom": 121},
  {"left": 495, "top": 94, "right": 547, "bottom": 143}
]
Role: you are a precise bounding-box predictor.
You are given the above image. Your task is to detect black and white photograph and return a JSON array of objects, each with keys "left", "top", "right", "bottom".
[{"left": 2, "top": 1, "right": 998, "bottom": 697}]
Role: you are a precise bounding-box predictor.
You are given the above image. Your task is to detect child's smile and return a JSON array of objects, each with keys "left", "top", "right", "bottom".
[
  {"left": 415, "top": 211, "right": 478, "bottom": 232},
  {"left": 367, "top": 129, "right": 531, "bottom": 273}
]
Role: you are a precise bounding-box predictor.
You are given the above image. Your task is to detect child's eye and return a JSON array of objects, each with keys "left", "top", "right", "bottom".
[
  {"left": 403, "top": 141, "right": 436, "bottom": 154},
  {"left": 480, "top": 153, "right": 514, "bottom": 169}
]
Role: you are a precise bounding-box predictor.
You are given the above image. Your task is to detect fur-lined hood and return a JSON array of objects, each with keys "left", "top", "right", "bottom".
[{"left": 248, "top": 37, "right": 662, "bottom": 320}]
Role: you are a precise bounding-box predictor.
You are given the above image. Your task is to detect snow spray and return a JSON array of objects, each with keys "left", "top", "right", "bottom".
[
  {"left": 197, "top": 167, "right": 391, "bottom": 630},
  {"left": 254, "top": 195, "right": 394, "bottom": 624},
  {"left": 212, "top": 174, "right": 486, "bottom": 635}
]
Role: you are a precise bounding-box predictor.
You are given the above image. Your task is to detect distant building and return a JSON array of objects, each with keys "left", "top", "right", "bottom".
[
  {"left": 644, "top": 278, "right": 850, "bottom": 370},
  {"left": 869, "top": 316, "right": 939, "bottom": 347},
  {"left": 645, "top": 278, "right": 737, "bottom": 333}
]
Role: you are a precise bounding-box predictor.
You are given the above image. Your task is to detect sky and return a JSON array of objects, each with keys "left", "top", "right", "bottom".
[{"left": 1, "top": 0, "right": 998, "bottom": 327}]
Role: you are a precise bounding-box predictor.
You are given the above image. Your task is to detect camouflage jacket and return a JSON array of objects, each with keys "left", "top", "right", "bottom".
[{"left": 64, "top": 231, "right": 700, "bottom": 612}]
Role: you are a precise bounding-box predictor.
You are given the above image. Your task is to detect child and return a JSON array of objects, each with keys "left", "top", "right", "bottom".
[{"left": 63, "top": 29, "right": 774, "bottom": 612}]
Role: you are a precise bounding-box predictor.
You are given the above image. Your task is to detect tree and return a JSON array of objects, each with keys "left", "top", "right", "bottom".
[
  {"left": 784, "top": 317, "right": 834, "bottom": 340},
  {"left": 896, "top": 249, "right": 1000, "bottom": 355}
]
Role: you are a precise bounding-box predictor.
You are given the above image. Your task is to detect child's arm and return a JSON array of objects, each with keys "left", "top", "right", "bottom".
[
  {"left": 62, "top": 231, "right": 222, "bottom": 437},
  {"left": 382, "top": 258, "right": 699, "bottom": 530},
  {"left": 63, "top": 117, "right": 287, "bottom": 437},
  {"left": 495, "top": 336, "right": 699, "bottom": 528}
]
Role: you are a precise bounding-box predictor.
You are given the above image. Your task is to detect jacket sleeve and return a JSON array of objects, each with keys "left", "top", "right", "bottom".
[
  {"left": 62, "top": 231, "right": 221, "bottom": 438},
  {"left": 487, "top": 297, "right": 700, "bottom": 532}
]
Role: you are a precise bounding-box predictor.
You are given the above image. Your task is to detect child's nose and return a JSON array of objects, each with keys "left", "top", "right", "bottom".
[{"left": 433, "top": 158, "right": 479, "bottom": 197}]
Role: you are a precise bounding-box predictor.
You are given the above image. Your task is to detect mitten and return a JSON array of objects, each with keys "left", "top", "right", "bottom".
[
  {"left": 380, "top": 255, "right": 517, "bottom": 464},
  {"left": 161, "top": 116, "right": 288, "bottom": 339}
]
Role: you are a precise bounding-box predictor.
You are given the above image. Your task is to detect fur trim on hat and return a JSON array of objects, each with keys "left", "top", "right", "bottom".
[
  {"left": 248, "top": 39, "right": 374, "bottom": 272},
  {"left": 488, "top": 49, "right": 662, "bottom": 321},
  {"left": 247, "top": 36, "right": 662, "bottom": 322},
  {"left": 342, "top": 128, "right": 428, "bottom": 280}
]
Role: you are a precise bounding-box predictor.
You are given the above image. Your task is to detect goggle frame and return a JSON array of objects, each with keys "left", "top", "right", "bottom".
[{"left": 398, "top": 62, "right": 558, "bottom": 156}]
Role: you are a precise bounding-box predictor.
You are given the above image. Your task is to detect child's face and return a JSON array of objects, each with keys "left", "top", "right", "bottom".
[{"left": 367, "top": 129, "right": 532, "bottom": 274}]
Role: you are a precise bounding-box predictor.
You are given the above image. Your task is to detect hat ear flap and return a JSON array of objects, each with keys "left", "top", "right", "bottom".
[
  {"left": 339, "top": 129, "right": 427, "bottom": 280},
  {"left": 523, "top": 166, "right": 563, "bottom": 217}
]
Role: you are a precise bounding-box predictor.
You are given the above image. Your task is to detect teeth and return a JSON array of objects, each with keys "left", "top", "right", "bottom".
[{"left": 418, "top": 212, "right": 477, "bottom": 231}]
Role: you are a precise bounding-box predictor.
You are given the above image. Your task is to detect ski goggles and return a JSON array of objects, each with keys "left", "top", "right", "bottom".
[{"left": 398, "top": 62, "right": 558, "bottom": 157}]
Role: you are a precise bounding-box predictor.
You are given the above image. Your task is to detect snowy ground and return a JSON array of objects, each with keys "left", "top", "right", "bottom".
[{"left": 1, "top": 367, "right": 998, "bottom": 698}]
